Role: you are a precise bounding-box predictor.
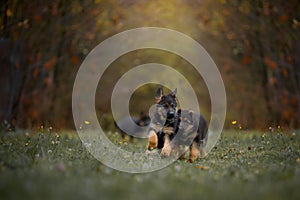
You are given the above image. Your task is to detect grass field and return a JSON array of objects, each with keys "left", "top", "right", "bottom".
[{"left": 0, "top": 129, "right": 299, "bottom": 200}]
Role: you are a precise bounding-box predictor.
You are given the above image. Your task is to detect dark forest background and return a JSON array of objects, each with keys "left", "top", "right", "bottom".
[{"left": 0, "top": 0, "right": 299, "bottom": 130}]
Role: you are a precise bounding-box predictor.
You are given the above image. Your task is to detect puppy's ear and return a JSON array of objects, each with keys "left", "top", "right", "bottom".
[
  {"left": 155, "top": 86, "right": 164, "bottom": 103},
  {"left": 171, "top": 88, "right": 177, "bottom": 97}
]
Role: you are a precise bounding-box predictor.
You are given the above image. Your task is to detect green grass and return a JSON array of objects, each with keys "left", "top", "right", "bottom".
[{"left": 0, "top": 129, "right": 299, "bottom": 200}]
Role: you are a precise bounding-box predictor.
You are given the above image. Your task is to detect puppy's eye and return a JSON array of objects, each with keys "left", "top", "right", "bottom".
[{"left": 160, "top": 102, "right": 167, "bottom": 107}]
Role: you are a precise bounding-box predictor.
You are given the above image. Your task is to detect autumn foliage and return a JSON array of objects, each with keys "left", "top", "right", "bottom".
[{"left": 0, "top": 0, "right": 299, "bottom": 129}]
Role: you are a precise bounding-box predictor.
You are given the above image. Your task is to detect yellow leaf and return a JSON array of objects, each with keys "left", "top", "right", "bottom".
[
  {"left": 6, "top": 9, "right": 13, "bottom": 17},
  {"left": 84, "top": 120, "right": 90, "bottom": 125},
  {"left": 231, "top": 120, "right": 237, "bottom": 125}
]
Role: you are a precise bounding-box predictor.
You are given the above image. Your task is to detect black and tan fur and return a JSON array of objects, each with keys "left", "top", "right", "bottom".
[{"left": 148, "top": 87, "right": 208, "bottom": 161}]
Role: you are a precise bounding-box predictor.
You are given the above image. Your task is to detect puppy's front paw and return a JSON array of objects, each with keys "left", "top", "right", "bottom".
[
  {"left": 147, "top": 131, "right": 158, "bottom": 150},
  {"left": 160, "top": 146, "right": 171, "bottom": 157},
  {"left": 200, "top": 148, "right": 207, "bottom": 158}
]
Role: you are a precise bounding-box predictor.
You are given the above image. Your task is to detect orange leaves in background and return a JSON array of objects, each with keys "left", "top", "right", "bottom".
[
  {"left": 280, "top": 96, "right": 298, "bottom": 121},
  {"left": 223, "top": 62, "right": 232, "bottom": 73},
  {"left": 283, "top": 109, "right": 293, "bottom": 120},
  {"left": 279, "top": 15, "right": 288, "bottom": 23},
  {"left": 269, "top": 77, "right": 277, "bottom": 85},
  {"left": 33, "top": 68, "right": 39, "bottom": 78},
  {"left": 263, "top": 2, "right": 270, "bottom": 16},
  {"left": 34, "top": 15, "right": 42, "bottom": 22},
  {"left": 282, "top": 68, "right": 289, "bottom": 78},
  {"left": 44, "top": 56, "right": 57, "bottom": 70},
  {"left": 241, "top": 55, "right": 251, "bottom": 65},
  {"left": 23, "top": 95, "right": 38, "bottom": 120},
  {"left": 44, "top": 77, "right": 53, "bottom": 86},
  {"left": 290, "top": 97, "right": 299, "bottom": 107},
  {"left": 70, "top": 55, "right": 80, "bottom": 65},
  {"left": 200, "top": 15, "right": 211, "bottom": 26},
  {"left": 51, "top": 3, "right": 58, "bottom": 16},
  {"left": 23, "top": 96, "right": 31, "bottom": 107},
  {"left": 29, "top": 109, "right": 38, "bottom": 120},
  {"left": 264, "top": 57, "right": 277, "bottom": 70}
]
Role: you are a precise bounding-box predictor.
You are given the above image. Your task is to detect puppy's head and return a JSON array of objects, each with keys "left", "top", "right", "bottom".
[{"left": 155, "top": 86, "right": 177, "bottom": 120}]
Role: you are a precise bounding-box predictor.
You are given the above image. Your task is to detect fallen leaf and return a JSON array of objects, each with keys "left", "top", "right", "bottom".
[{"left": 194, "top": 165, "right": 210, "bottom": 170}]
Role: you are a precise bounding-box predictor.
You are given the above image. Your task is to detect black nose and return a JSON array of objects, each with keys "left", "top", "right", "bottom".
[{"left": 167, "top": 111, "right": 175, "bottom": 119}]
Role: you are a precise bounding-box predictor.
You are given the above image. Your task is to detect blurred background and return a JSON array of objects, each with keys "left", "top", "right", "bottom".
[{"left": 0, "top": 0, "right": 299, "bottom": 130}]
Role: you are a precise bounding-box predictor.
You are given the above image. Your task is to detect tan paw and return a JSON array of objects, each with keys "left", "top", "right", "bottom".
[
  {"left": 160, "top": 146, "right": 171, "bottom": 157},
  {"left": 189, "top": 145, "right": 199, "bottom": 161},
  {"left": 200, "top": 148, "right": 207, "bottom": 158},
  {"left": 147, "top": 131, "right": 158, "bottom": 150}
]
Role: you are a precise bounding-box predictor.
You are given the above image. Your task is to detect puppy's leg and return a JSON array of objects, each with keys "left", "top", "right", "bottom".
[
  {"left": 189, "top": 140, "right": 199, "bottom": 162},
  {"left": 200, "top": 146, "right": 207, "bottom": 158},
  {"left": 160, "top": 134, "right": 171, "bottom": 157},
  {"left": 148, "top": 130, "right": 158, "bottom": 150},
  {"left": 179, "top": 153, "right": 186, "bottom": 160},
  {"left": 121, "top": 132, "right": 126, "bottom": 142},
  {"left": 129, "top": 135, "right": 134, "bottom": 143},
  {"left": 172, "top": 145, "right": 185, "bottom": 160},
  {"left": 198, "top": 114, "right": 208, "bottom": 158}
]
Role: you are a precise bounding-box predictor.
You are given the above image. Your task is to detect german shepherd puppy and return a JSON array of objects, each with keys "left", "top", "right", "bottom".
[{"left": 147, "top": 87, "right": 208, "bottom": 161}]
